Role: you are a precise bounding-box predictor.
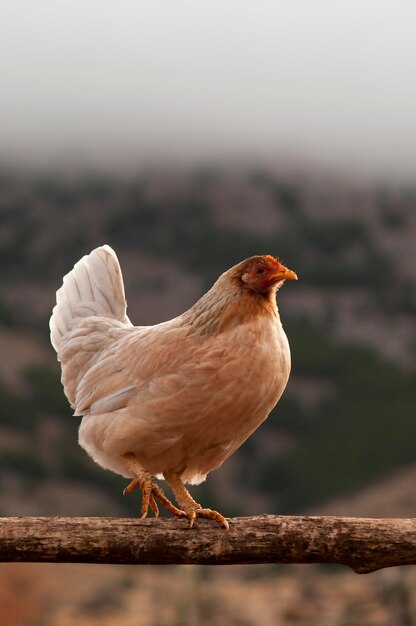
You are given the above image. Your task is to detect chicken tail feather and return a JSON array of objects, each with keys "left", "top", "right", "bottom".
[{"left": 50, "top": 245, "right": 131, "bottom": 352}]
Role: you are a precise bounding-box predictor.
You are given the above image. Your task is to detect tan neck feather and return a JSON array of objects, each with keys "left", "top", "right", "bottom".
[{"left": 181, "top": 276, "right": 279, "bottom": 335}]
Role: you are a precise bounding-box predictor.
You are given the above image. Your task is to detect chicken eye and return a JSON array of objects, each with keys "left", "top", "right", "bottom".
[{"left": 255, "top": 268, "right": 265, "bottom": 274}]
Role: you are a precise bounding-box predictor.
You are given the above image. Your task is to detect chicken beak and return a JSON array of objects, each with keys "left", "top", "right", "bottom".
[{"left": 271, "top": 264, "right": 298, "bottom": 282}]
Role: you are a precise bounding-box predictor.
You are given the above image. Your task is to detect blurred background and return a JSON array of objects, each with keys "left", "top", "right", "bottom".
[{"left": 1, "top": 1, "right": 416, "bottom": 624}]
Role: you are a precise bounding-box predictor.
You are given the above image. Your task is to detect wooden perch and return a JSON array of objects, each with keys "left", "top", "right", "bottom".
[{"left": 1, "top": 515, "right": 416, "bottom": 574}]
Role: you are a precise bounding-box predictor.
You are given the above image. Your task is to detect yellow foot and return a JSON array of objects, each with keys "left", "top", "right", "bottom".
[
  {"left": 163, "top": 471, "right": 229, "bottom": 530},
  {"left": 123, "top": 475, "right": 186, "bottom": 520},
  {"left": 123, "top": 477, "right": 159, "bottom": 518},
  {"left": 185, "top": 506, "right": 229, "bottom": 530}
]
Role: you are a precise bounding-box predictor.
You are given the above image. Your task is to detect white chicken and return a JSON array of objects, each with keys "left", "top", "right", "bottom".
[{"left": 50, "top": 246, "right": 297, "bottom": 528}]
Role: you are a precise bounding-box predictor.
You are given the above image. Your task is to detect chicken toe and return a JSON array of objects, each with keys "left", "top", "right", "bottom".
[
  {"left": 164, "top": 472, "right": 229, "bottom": 530},
  {"left": 122, "top": 453, "right": 186, "bottom": 519},
  {"left": 186, "top": 507, "right": 229, "bottom": 530},
  {"left": 123, "top": 477, "right": 158, "bottom": 517}
]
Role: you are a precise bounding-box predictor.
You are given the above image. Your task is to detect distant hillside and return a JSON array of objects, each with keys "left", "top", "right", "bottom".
[
  {"left": 0, "top": 164, "right": 415, "bottom": 517},
  {"left": 317, "top": 463, "right": 416, "bottom": 518}
]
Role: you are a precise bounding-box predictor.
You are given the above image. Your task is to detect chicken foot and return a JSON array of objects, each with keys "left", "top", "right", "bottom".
[
  {"left": 164, "top": 471, "right": 229, "bottom": 530},
  {"left": 122, "top": 453, "right": 186, "bottom": 520}
]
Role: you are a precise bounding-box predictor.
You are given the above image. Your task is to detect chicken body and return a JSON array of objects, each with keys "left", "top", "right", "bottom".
[{"left": 50, "top": 246, "right": 297, "bottom": 527}]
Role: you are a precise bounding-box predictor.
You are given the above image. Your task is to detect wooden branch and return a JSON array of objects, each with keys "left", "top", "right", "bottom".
[{"left": 1, "top": 515, "right": 416, "bottom": 574}]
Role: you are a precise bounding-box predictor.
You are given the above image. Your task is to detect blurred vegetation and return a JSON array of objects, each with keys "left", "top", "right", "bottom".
[
  {"left": 0, "top": 166, "right": 415, "bottom": 515},
  {"left": 0, "top": 450, "right": 47, "bottom": 479},
  {"left": 24, "top": 366, "right": 71, "bottom": 419},
  {"left": 0, "top": 382, "right": 33, "bottom": 431}
]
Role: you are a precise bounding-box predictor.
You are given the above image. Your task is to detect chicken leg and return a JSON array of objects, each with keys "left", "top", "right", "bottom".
[
  {"left": 122, "top": 453, "right": 186, "bottom": 519},
  {"left": 164, "top": 471, "right": 229, "bottom": 529}
]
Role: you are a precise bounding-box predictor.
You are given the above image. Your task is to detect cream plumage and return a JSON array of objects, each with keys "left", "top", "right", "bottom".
[{"left": 50, "top": 245, "right": 297, "bottom": 528}]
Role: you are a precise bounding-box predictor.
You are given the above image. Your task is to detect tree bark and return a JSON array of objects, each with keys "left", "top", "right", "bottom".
[{"left": 1, "top": 515, "right": 415, "bottom": 574}]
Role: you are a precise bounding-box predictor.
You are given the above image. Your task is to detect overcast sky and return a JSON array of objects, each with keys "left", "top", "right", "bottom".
[{"left": 1, "top": 1, "right": 416, "bottom": 178}]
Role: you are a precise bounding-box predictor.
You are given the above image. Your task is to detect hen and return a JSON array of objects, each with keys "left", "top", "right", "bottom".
[{"left": 50, "top": 246, "right": 297, "bottom": 528}]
